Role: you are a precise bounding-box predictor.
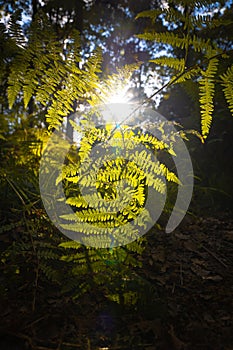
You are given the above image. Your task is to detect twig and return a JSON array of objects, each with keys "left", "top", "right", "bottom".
[
  {"left": 56, "top": 320, "right": 67, "bottom": 350},
  {"left": 22, "top": 209, "right": 40, "bottom": 312},
  {"left": 6, "top": 174, "right": 40, "bottom": 312},
  {"left": 57, "top": 343, "right": 82, "bottom": 348},
  {"left": 180, "top": 263, "right": 183, "bottom": 286},
  {"left": 5, "top": 331, "right": 33, "bottom": 348},
  {"left": 202, "top": 244, "right": 228, "bottom": 268},
  {"left": 23, "top": 315, "right": 49, "bottom": 330},
  {"left": 34, "top": 347, "right": 55, "bottom": 350},
  {"left": 5, "top": 177, "right": 26, "bottom": 206},
  {"left": 87, "top": 338, "right": 91, "bottom": 350}
]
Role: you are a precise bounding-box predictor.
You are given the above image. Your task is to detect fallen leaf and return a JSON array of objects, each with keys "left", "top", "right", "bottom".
[
  {"left": 183, "top": 240, "right": 199, "bottom": 252},
  {"left": 205, "top": 275, "right": 223, "bottom": 281}
]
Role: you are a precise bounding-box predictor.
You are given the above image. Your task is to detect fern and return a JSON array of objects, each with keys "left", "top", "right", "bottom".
[
  {"left": 0, "top": 220, "right": 24, "bottom": 234},
  {"left": 220, "top": 64, "right": 233, "bottom": 115},
  {"left": 39, "top": 262, "right": 60, "bottom": 282},
  {"left": 191, "top": 14, "right": 233, "bottom": 30},
  {"left": 150, "top": 57, "right": 185, "bottom": 72},
  {"left": 7, "top": 15, "right": 102, "bottom": 130},
  {"left": 199, "top": 55, "right": 219, "bottom": 138},
  {"left": 90, "top": 63, "right": 140, "bottom": 106},
  {"left": 7, "top": 9, "right": 26, "bottom": 48},
  {"left": 136, "top": 3, "right": 231, "bottom": 139},
  {"left": 58, "top": 238, "right": 146, "bottom": 303},
  {"left": 53, "top": 119, "right": 181, "bottom": 248},
  {"left": 137, "top": 32, "right": 188, "bottom": 50}
]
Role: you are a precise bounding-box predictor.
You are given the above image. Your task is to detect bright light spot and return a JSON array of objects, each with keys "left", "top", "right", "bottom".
[
  {"left": 161, "top": 0, "right": 169, "bottom": 10},
  {"left": 106, "top": 84, "right": 132, "bottom": 104},
  {"left": 100, "top": 85, "right": 135, "bottom": 123},
  {"left": 100, "top": 102, "right": 135, "bottom": 123},
  {"left": 108, "top": 93, "right": 128, "bottom": 104}
]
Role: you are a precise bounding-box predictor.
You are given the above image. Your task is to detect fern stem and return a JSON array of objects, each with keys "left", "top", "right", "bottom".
[
  {"left": 23, "top": 209, "right": 40, "bottom": 312},
  {"left": 183, "top": 5, "right": 193, "bottom": 71},
  {"left": 5, "top": 177, "right": 26, "bottom": 206}
]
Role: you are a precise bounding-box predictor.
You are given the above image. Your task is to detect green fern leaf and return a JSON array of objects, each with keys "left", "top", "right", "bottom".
[
  {"left": 220, "top": 64, "right": 233, "bottom": 115},
  {"left": 150, "top": 57, "right": 185, "bottom": 72},
  {"left": 135, "top": 9, "right": 162, "bottom": 21},
  {"left": 199, "top": 56, "right": 219, "bottom": 138},
  {"left": 59, "top": 241, "right": 81, "bottom": 249},
  {"left": 137, "top": 32, "right": 187, "bottom": 50}
]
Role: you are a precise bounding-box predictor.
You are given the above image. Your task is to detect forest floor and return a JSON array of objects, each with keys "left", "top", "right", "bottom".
[
  {"left": 0, "top": 211, "right": 233, "bottom": 350},
  {"left": 138, "top": 211, "right": 233, "bottom": 350}
]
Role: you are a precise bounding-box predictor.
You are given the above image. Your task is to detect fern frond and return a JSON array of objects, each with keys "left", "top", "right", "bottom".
[
  {"left": 199, "top": 56, "right": 219, "bottom": 138},
  {"left": 150, "top": 57, "right": 185, "bottom": 72},
  {"left": 191, "top": 35, "right": 213, "bottom": 53},
  {"left": 92, "top": 63, "right": 140, "bottom": 106},
  {"left": 39, "top": 263, "right": 59, "bottom": 282},
  {"left": 172, "top": 66, "right": 201, "bottom": 84},
  {"left": 8, "top": 10, "right": 26, "bottom": 47},
  {"left": 7, "top": 54, "right": 27, "bottom": 108},
  {"left": 220, "top": 64, "right": 233, "bottom": 116},
  {"left": 191, "top": 14, "right": 233, "bottom": 29},
  {"left": 136, "top": 7, "right": 186, "bottom": 25},
  {"left": 7, "top": 19, "right": 102, "bottom": 130},
  {"left": 135, "top": 9, "right": 162, "bottom": 21},
  {"left": 137, "top": 32, "right": 187, "bottom": 50},
  {"left": 59, "top": 240, "right": 82, "bottom": 249},
  {"left": 37, "top": 250, "right": 60, "bottom": 260},
  {"left": 0, "top": 220, "right": 24, "bottom": 234}
]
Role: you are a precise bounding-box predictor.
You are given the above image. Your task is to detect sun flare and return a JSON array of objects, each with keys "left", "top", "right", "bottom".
[{"left": 101, "top": 85, "right": 134, "bottom": 123}]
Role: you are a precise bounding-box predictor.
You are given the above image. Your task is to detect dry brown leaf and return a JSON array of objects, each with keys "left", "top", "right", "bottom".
[{"left": 183, "top": 240, "right": 199, "bottom": 252}]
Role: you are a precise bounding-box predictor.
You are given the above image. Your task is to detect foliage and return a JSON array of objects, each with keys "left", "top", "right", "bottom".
[
  {"left": 1, "top": 2, "right": 233, "bottom": 348},
  {"left": 0, "top": 127, "right": 149, "bottom": 312},
  {"left": 0, "top": 6, "right": 176, "bottom": 325},
  {"left": 7, "top": 13, "right": 101, "bottom": 131},
  {"left": 220, "top": 64, "right": 233, "bottom": 114},
  {"left": 4, "top": 12, "right": 184, "bottom": 248},
  {"left": 136, "top": 0, "right": 233, "bottom": 139},
  {"left": 54, "top": 121, "right": 180, "bottom": 247}
]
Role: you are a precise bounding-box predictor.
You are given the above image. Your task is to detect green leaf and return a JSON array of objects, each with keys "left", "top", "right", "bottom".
[
  {"left": 220, "top": 64, "right": 233, "bottom": 116},
  {"left": 199, "top": 56, "right": 219, "bottom": 138}
]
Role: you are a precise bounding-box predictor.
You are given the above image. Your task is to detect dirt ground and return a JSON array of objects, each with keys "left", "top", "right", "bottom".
[
  {"left": 0, "top": 212, "right": 232, "bottom": 350},
  {"left": 138, "top": 212, "right": 233, "bottom": 350}
]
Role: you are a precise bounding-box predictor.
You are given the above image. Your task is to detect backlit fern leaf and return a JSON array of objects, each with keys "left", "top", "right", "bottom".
[
  {"left": 8, "top": 10, "right": 26, "bottom": 48},
  {"left": 150, "top": 57, "right": 185, "bottom": 72},
  {"left": 138, "top": 31, "right": 214, "bottom": 55},
  {"left": 191, "top": 14, "right": 233, "bottom": 29},
  {"left": 56, "top": 120, "right": 182, "bottom": 245},
  {"left": 135, "top": 9, "right": 162, "bottom": 22},
  {"left": 7, "top": 54, "right": 27, "bottom": 109},
  {"left": 59, "top": 241, "right": 81, "bottom": 249},
  {"left": 199, "top": 56, "right": 219, "bottom": 138},
  {"left": 136, "top": 4, "right": 232, "bottom": 139},
  {"left": 191, "top": 35, "right": 213, "bottom": 53},
  {"left": 7, "top": 15, "right": 101, "bottom": 130},
  {"left": 137, "top": 32, "right": 187, "bottom": 50},
  {"left": 220, "top": 64, "right": 233, "bottom": 116},
  {"left": 173, "top": 66, "right": 201, "bottom": 84},
  {"left": 91, "top": 63, "right": 140, "bottom": 106}
]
